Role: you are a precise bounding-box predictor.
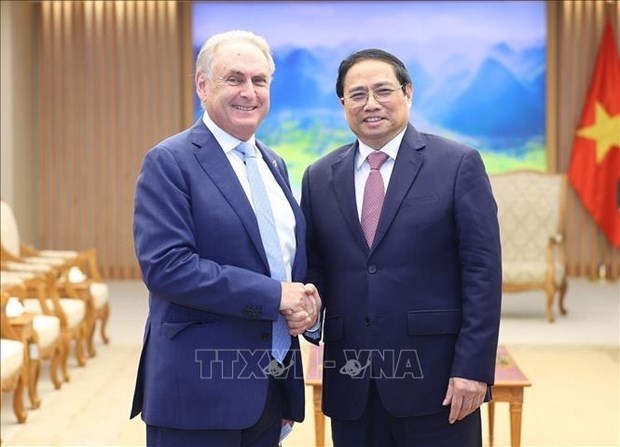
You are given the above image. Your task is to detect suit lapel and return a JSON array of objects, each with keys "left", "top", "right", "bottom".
[
  {"left": 371, "top": 125, "right": 425, "bottom": 252},
  {"left": 190, "top": 121, "right": 269, "bottom": 269},
  {"left": 331, "top": 143, "right": 369, "bottom": 254}
]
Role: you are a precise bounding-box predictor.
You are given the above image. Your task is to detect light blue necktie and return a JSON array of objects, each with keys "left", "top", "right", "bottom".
[{"left": 236, "top": 142, "right": 291, "bottom": 363}]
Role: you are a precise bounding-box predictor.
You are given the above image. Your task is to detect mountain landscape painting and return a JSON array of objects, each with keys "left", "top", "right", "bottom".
[{"left": 193, "top": 1, "right": 547, "bottom": 192}]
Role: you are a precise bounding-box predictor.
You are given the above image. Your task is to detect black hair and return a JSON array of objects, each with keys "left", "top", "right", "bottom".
[{"left": 336, "top": 48, "right": 412, "bottom": 98}]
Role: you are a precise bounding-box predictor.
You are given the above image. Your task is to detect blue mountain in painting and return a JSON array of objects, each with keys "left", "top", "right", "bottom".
[
  {"left": 271, "top": 49, "right": 325, "bottom": 110},
  {"left": 405, "top": 59, "right": 432, "bottom": 104},
  {"left": 440, "top": 57, "right": 544, "bottom": 139},
  {"left": 194, "top": 39, "right": 546, "bottom": 151},
  {"left": 489, "top": 42, "right": 546, "bottom": 83}
]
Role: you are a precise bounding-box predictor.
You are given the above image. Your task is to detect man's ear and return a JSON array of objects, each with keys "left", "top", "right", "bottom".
[
  {"left": 195, "top": 71, "right": 207, "bottom": 100},
  {"left": 406, "top": 83, "right": 414, "bottom": 104}
]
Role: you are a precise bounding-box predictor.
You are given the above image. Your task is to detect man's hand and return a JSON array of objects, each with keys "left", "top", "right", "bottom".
[
  {"left": 302, "top": 283, "right": 321, "bottom": 328},
  {"left": 279, "top": 282, "right": 308, "bottom": 314},
  {"left": 280, "top": 282, "right": 321, "bottom": 336},
  {"left": 442, "top": 377, "right": 487, "bottom": 424}
]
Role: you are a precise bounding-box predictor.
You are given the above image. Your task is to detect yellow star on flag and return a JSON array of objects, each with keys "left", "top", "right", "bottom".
[{"left": 576, "top": 101, "right": 620, "bottom": 164}]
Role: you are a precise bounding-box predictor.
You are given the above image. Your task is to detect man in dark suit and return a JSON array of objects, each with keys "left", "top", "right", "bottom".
[
  {"left": 301, "top": 49, "right": 502, "bottom": 446},
  {"left": 131, "top": 30, "right": 320, "bottom": 447}
]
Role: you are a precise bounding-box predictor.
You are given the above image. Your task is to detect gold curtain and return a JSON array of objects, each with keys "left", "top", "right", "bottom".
[
  {"left": 550, "top": 0, "right": 620, "bottom": 279},
  {"left": 37, "top": 1, "right": 189, "bottom": 279}
]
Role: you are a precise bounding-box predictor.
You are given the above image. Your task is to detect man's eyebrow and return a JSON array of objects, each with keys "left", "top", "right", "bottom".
[
  {"left": 347, "top": 81, "right": 392, "bottom": 92},
  {"left": 370, "top": 81, "right": 393, "bottom": 89},
  {"left": 225, "top": 69, "right": 245, "bottom": 77},
  {"left": 348, "top": 86, "right": 367, "bottom": 92}
]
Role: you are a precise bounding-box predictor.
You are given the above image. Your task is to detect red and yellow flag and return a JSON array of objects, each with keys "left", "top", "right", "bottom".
[{"left": 568, "top": 18, "right": 620, "bottom": 247}]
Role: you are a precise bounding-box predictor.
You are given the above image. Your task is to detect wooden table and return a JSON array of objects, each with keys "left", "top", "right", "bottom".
[
  {"left": 305, "top": 343, "right": 326, "bottom": 447},
  {"left": 489, "top": 345, "right": 532, "bottom": 447},
  {"left": 305, "top": 344, "right": 531, "bottom": 447}
]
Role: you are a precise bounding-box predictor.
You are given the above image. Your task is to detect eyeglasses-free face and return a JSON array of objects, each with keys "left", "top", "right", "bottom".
[
  {"left": 340, "top": 59, "right": 412, "bottom": 150},
  {"left": 195, "top": 40, "right": 271, "bottom": 142}
]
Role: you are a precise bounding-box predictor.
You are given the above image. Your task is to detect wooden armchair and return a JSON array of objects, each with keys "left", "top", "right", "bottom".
[
  {"left": 1, "top": 273, "right": 63, "bottom": 391},
  {"left": 1, "top": 291, "right": 28, "bottom": 424},
  {"left": 0, "top": 199, "right": 110, "bottom": 356},
  {"left": 489, "top": 171, "right": 568, "bottom": 322},
  {"left": 1, "top": 268, "right": 88, "bottom": 379}
]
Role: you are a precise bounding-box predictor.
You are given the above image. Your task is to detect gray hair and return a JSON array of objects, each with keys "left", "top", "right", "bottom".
[{"left": 195, "top": 30, "right": 275, "bottom": 80}]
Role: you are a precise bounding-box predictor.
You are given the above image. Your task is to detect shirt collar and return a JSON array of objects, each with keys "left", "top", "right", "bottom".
[
  {"left": 201, "top": 112, "right": 260, "bottom": 158},
  {"left": 355, "top": 127, "right": 406, "bottom": 170}
]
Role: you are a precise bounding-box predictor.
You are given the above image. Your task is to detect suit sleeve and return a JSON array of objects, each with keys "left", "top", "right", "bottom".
[
  {"left": 133, "top": 145, "right": 281, "bottom": 321},
  {"left": 450, "top": 149, "right": 502, "bottom": 384},
  {"left": 300, "top": 165, "right": 325, "bottom": 345}
]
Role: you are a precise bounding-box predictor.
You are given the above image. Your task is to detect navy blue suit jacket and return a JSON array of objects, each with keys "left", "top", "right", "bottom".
[
  {"left": 301, "top": 124, "right": 502, "bottom": 420},
  {"left": 130, "top": 119, "right": 306, "bottom": 429}
]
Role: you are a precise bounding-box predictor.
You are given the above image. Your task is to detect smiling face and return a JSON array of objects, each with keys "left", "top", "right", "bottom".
[
  {"left": 341, "top": 59, "right": 412, "bottom": 150},
  {"left": 195, "top": 40, "right": 271, "bottom": 141}
]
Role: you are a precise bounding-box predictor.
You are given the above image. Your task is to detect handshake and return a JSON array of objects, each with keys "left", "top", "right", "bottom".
[{"left": 279, "top": 282, "right": 322, "bottom": 336}]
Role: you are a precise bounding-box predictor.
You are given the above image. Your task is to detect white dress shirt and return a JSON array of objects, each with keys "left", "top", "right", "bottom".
[
  {"left": 354, "top": 128, "right": 407, "bottom": 220},
  {"left": 202, "top": 113, "right": 297, "bottom": 281}
]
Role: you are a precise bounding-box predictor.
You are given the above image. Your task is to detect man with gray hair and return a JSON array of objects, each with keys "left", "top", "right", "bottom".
[{"left": 131, "top": 30, "right": 320, "bottom": 446}]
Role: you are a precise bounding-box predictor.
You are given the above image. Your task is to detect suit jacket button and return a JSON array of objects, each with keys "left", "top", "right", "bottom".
[
  {"left": 261, "top": 332, "right": 272, "bottom": 341},
  {"left": 364, "top": 317, "right": 371, "bottom": 326},
  {"left": 368, "top": 265, "right": 377, "bottom": 274}
]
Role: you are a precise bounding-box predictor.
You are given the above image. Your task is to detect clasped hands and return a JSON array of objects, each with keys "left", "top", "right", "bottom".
[{"left": 279, "top": 282, "right": 321, "bottom": 336}]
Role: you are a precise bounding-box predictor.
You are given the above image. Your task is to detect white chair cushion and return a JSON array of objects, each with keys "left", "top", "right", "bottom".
[
  {"left": 32, "top": 315, "right": 61, "bottom": 348},
  {"left": 5, "top": 261, "right": 52, "bottom": 273},
  {"left": 5, "top": 297, "right": 25, "bottom": 318},
  {"left": 0, "top": 339, "right": 24, "bottom": 379},
  {"left": 0, "top": 271, "right": 35, "bottom": 281},
  {"left": 0, "top": 200, "right": 21, "bottom": 257},
  {"left": 0, "top": 275, "right": 25, "bottom": 287},
  {"left": 68, "top": 266, "right": 87, "bottom": 283},
  {"left": 39, "top": 250, "right": 79, "bottom": 259},
  {"left": 90, "top": 282, "right": 109, "bottom": 309},
  {"left": 25, "top": 256, "right": 65, "bottom": 266},
  {"left": 23, "top": 298, "right": 86, "bottom": 329}
]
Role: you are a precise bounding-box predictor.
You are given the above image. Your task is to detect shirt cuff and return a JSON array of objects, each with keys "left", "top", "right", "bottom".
[{"left": 304, "top": 320, "right": 321, "bottom": 339}]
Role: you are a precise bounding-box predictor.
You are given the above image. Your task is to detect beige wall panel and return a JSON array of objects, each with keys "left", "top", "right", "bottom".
[{"left": 36, "top": 1, "right": 184, "bottom": 279}]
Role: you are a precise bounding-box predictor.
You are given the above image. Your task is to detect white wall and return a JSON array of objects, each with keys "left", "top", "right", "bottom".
[{"left": 1, "top": 1, "right": 36, "bottom": 243}]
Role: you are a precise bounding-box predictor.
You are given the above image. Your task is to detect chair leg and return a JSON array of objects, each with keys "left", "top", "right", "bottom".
[
  {"left": 74, "top": 324, "right": 87, "bottom": 367},
  {"left": 13, "top": 373, "right": 27, "bottom": 423},
  {"left": 27, "top": 358, "right": 41, "bottom": 409},
  {"left": 545, "top": 285, "right": 555, "bottom": 323},
  {"left": 87, "top": 314, "right": 97, "bottom": 358},
  {"left": 60, "top": 333, "right": 71, "bottom": 382},
  {"left": 100, "top": 303, "right": 111, "bottom": 344},
  {"left": 50, "top": 343, "right": 63, "bottom": 390},
  {"left": 558, "top": 278, "right": 568, "bottom": 316}
]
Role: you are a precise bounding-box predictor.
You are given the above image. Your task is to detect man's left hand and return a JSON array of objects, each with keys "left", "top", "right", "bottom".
[
  {"left": 442, "top": 377, "right": 487, "bottom": 424},
  {"left": 302, "top": 283, "right": 321, "bottom": 327}
]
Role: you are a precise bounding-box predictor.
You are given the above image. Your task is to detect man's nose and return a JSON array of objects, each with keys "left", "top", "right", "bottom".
[
  {"left": 239, "top": 80, "right": 257, "bottom": 98},
  {"left": 363, "top": 92, "right": 381, "bottom": 109}
]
